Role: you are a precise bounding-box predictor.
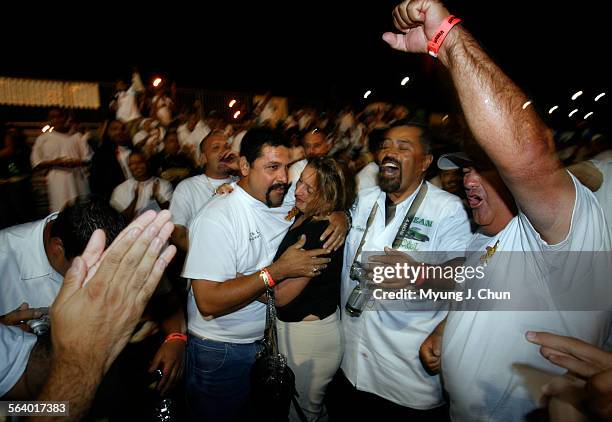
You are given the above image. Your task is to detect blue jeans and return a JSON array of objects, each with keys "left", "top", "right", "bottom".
[{"left": 185, "top": 335, "right": 262, "bottom": 422}]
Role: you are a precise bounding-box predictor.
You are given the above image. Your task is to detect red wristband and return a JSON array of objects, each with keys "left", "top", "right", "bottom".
[
  {"left": 262, "top": 267, "right": 275, "bottom": 288},
  {"left": 164, "top": 333, "right": 187, "bottom": 344},
  {"left": 427, "top": 15, "right": 462, "bottom": 58}
]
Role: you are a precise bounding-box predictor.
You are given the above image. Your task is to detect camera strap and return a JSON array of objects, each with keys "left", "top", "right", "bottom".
[
  {"left": 351, "top": 181, "right": 428, "bottom": 269},
  {"left": 351, "top": 202, "right": 379, "bottom": 270},
  {"left": 392, "top": 181, "right": 428, "bottom": 249}
]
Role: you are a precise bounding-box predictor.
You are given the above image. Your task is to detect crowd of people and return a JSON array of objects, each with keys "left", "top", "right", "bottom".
[{"left": 1, "top": 0, "right": 611, "bottom": 421}]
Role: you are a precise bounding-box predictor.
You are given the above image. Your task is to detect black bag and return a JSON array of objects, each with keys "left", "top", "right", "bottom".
[{"left": 250, "top": 289, "right": 307, "bottom": 422}]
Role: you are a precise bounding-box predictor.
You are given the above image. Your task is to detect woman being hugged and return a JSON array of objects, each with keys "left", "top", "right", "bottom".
[{"left": 273, "top": 156, "right": 356, "bottom": 421}]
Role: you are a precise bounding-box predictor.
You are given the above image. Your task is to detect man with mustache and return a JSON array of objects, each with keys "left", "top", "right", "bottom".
[
  {"left": 380, "top": 0, "right": 611, "bottom": 420},
  {"left": 182, "top": 127, "right": 347, "bottom": 421},
  {"left": 337, "top": 118, "right": 471, "bottom": 419}
]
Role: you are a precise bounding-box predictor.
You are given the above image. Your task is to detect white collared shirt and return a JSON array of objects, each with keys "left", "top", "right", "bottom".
[
  {"left": 341, "top": 182, "right": 471, "bottom": 409},
  {"left": 0, "top": 214, "right": 63, "bottom": 314}
]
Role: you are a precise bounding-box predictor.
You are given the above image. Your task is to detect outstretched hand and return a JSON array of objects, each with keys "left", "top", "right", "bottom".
[
  {"left": 526, "top": 331, "right": 612, "bottom": 420},
  {"left": 50, "top": 210, "right": 177, "bottom": 374}
]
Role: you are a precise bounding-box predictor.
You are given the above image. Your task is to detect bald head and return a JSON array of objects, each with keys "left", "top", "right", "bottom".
[{"left": 201, "top": 131, "right": 232, "bottom": 179}]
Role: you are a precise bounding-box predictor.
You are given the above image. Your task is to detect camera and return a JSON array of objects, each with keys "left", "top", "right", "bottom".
[
  {"left": 27, "top": 314, "right": 51, "bottom": 336},
  {"left": 349, "top": 261, "right": 369, "bottom": 283}
]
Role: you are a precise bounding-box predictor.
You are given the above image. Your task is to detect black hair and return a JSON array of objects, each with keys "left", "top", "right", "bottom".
[
  {"left": 386, "top": 119, "right": 432, "bottom": 155},
  {"left": 239, "top": 127, "right": 290, "bottom": 165},
  {"left": 368, "top": 127, "right": 388, "bottom": 154},
  {"left": 50, "top": 195, "right": 126, "bottom": 259}
]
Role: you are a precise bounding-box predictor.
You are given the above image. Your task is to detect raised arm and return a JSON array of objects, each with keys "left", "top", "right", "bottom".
[{"left": 384, "top": 0, "right": 575, "bottom": 244}]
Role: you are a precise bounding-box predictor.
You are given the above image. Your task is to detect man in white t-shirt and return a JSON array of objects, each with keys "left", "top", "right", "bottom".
[
  {"left": 169, "top": 131, "right": 239, "bottom": 252},
  {"left": 182, "top": 127, "right": 341, "bottom": 422},
  {"left": 111, "top": 71, "right": 144, "bottom": 124},
  {"left": 381, "top": 1, "right": 611, "bottom": 420},
  {"left": 288, "top": 128, "right": 332, "bottom": 183},
  {"left": 568, "top": 158, "right": 612, "bottom": 235},
  {"left": 110, "top": 151, "right": 173, "bottom": 221},
  {"left": 336, "top": 120, "right": 471, "bottom": 420},
  {"left": 31, "top": 109, "right": 92, "bottom": 213}
]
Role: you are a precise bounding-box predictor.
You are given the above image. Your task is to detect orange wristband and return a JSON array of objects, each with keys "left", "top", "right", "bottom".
[
  {"left": 260, "top": 267, "right": 276, "bottom": 288},
  {"left": 164, "top": 333, "right": 187, "bottom": 344},
  {"left": 427, "top": 15, "right": 462, "bottom": 58}
]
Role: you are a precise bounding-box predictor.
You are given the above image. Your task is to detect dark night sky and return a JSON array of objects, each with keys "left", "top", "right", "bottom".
[{"left": 1, "top": 1, "right": 609, "bottom": 120}]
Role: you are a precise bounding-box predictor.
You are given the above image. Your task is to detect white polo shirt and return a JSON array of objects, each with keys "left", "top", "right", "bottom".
[
  {"left": 0, "top": 325, "right": 37, "bottom": 397},
  {"left": 183, "top": 184, "right": 295, "bottom": 343},
  {"left": 169, "top": 174, "right": 234, "bottom": 228},
  {"left": 442, "top": 174, "right": 612, "bottom": 421},
  {"left": 341, "top": 182, "right": 471, "bottom": 409},
  {"left": 110, "top": 177, "right": 173, "bottom": 216},
  {"left": 0, "top": 214, "right": 63, "bottom": 315}
]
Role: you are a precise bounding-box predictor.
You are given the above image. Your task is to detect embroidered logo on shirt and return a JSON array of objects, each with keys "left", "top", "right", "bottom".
[
  {"left": 400, "top": 239, "right": 419, "bottom": 251},
  {"left": 249, "top": 230, "right": 262, "bottom": 242},
  {"left": 406, "top": 227, "right": 430, "bottom": 243},
  {"left": 480, "top": 240, "right": 500, "bottom": 265},
  {"left": 412, "top": 216, "right": 433, "bottom": 227}
]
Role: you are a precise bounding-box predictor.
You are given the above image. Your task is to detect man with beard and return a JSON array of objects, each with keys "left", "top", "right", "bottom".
[
  {"left": 182, "top": 127, "right": 347, "bottom": 421},
  {"left": 380, "top": 0, "right": 611, "bottom": 420},
  {"left": 336, "top": 119, "right": 471, "bottom": 420},
  {"left": 169, "top": 130, "right": 238, "bottom": 252}
]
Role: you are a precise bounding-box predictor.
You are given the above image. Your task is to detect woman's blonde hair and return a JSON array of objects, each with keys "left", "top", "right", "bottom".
[{"left": 302, "top": 157, "right": 356, "bottom": 217}]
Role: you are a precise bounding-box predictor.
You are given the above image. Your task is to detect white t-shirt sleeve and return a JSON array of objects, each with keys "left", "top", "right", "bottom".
[
  {"left": 30, "top": 136, "right": 44, "bottom": 168},
  {"left": 288, "top": 160, "right": 307, "bottom": 184},
  {"left": 519, "top": 173, "right": 609, "bottom": 251},
  {"left": 183, "top": 216, "right": 237, "bottom": 282},
  {"left": 110, "top": 183, "right": 132, "bottom": 213},
  {"left": 0, "top": 325, "right": 37, "bottom": 397},
  {"left": 159, "top": 179, "right": 173, "bottom": 203},
  {"left": 77, "top": 134, "right": 93, "bottom": 162},
  {"left": 169, "top": 182, "right": 191, "bottom": 227}
]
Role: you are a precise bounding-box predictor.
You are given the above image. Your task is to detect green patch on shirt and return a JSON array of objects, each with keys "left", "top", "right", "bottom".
[{"left": 413, "top": 216, "right": 433, "bottom": 227}]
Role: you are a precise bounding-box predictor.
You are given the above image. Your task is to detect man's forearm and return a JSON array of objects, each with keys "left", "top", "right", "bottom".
[
  {"left": 193, "top": 273, "right": 267, "bottom": 317},
  {"left": 161, "top": 296, "right": 186, "bottom": 335},
  {"left": 274, "top": 277, "right": 311, "bottom": 307},
  {"left": 35, "top": 358, "right": 104, "bottom": 421}
]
